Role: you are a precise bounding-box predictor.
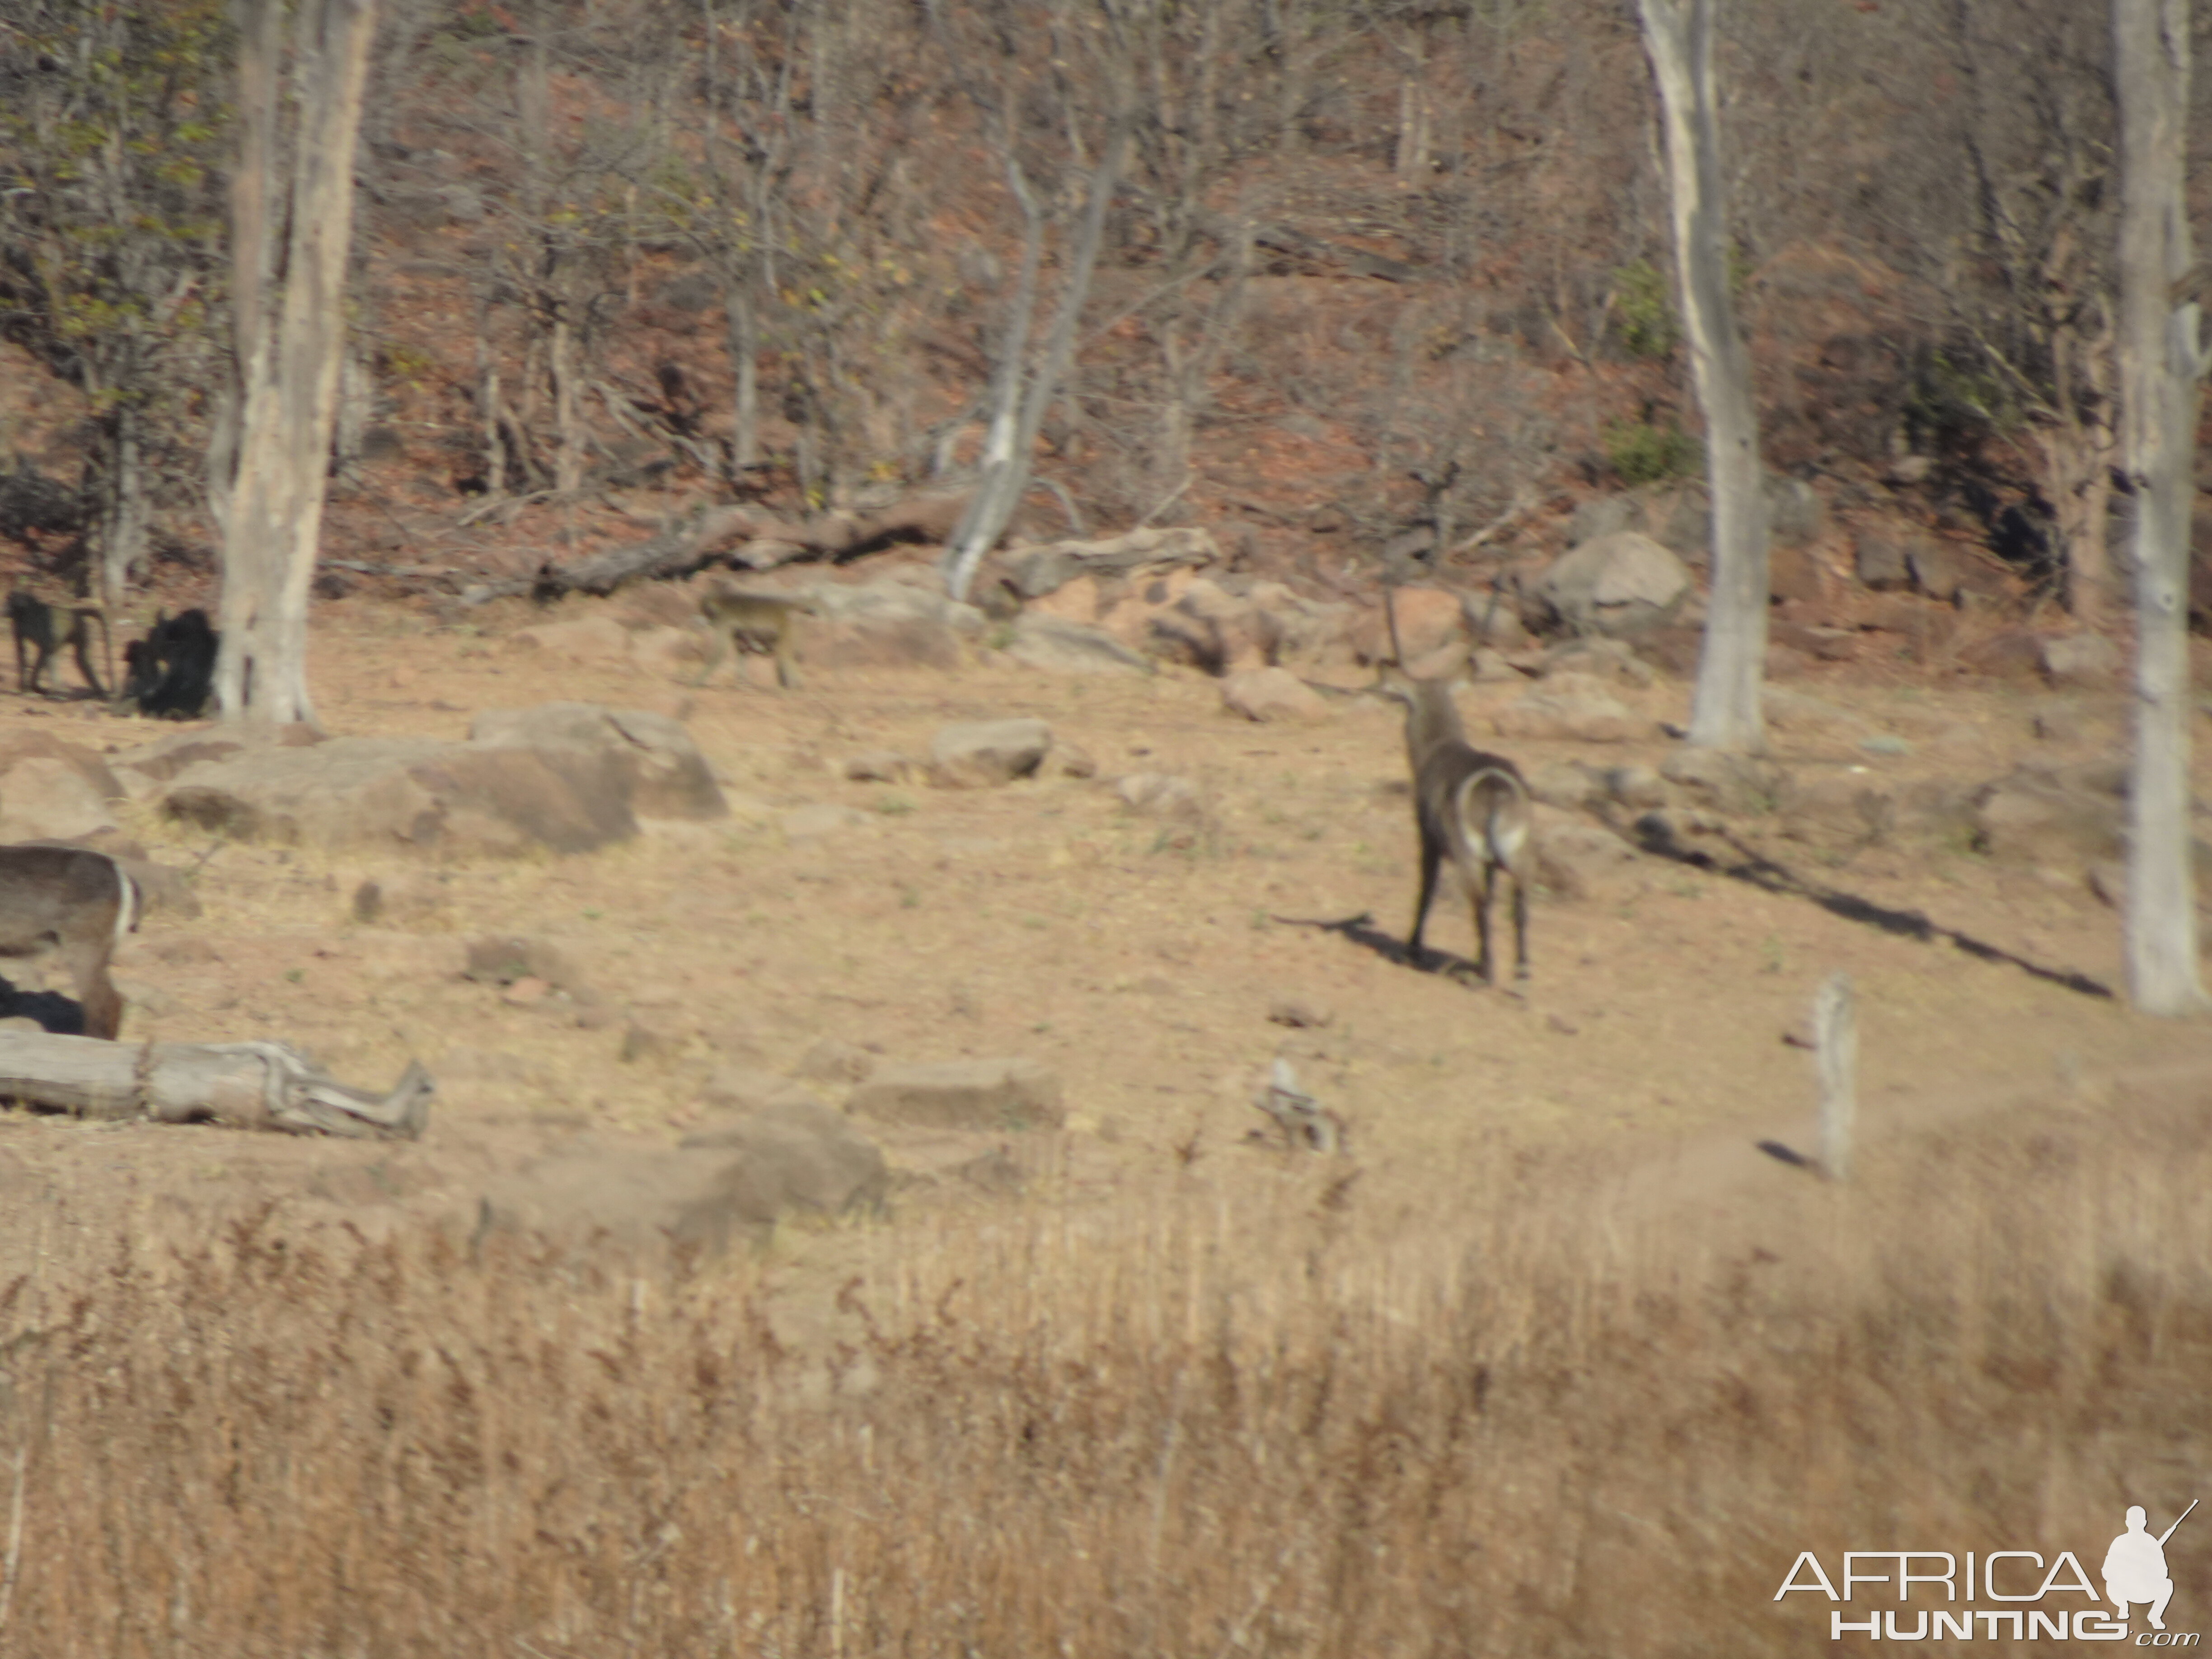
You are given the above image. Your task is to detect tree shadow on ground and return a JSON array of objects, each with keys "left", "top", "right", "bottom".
[
  {"left": 1628, "top": 816, "right": 2113, "bottom": 1000},
  {"left": 1272, "top": 817, "right": 2113, "bottom": 1004}
]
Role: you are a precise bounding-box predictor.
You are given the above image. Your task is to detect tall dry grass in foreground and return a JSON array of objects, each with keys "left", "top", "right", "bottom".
[{"left": 1, "top": 1076, "right": 2208, "bottom": 1658}]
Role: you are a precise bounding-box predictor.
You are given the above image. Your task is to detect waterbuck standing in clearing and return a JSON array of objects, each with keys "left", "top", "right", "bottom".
[
  {"left": 1374, "top": 659, "right": 1536, "bottom": 985},
  {"left": 0, "top": 844, "right": 142, "bottom": 1038}
]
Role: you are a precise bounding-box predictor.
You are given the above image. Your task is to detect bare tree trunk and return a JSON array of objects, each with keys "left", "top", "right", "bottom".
[
  {"left": 941, "top": 120, "right": 1129, "bottom": 603},
  {"left": 2050, "top": 311, "right": 2118, "bottom": 627},
  {"left": 2114, "top": 0, "right": 2208, "bottom": 1015},
  {"left": 204, "top": 0, "right": 281, "bottom": 583},
  {"left": 474, "top": 291, "right": 507, "bottom": 499},
  {"left": 550, "top": 310, "right": 584, "bottom": 495},
  {"left": 1638, "top": 0, "right": 1770, "bottom": 754},
  {"left": 217, "top": 0, "right": 379, "bottom": 726},
  {"left": 97, "top": 401, "right": 149, "bottom": 610},
  {"left": 725, "top": 282, "right": 759, "bottom": 472}
]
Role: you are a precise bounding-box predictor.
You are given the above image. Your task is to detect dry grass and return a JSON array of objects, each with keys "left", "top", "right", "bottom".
[{"left": 1, "top": 1068, "right": 2207, "bottom": 1657}]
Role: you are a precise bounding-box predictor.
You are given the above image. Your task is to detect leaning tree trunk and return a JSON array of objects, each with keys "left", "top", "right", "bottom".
[
  {"left": 1638, "top": 0, "right": 1770, "bottom": 753},
  {"left": 2114, "top": 0, "right": 2208, "bottom": 1016},
  {"left": 217, "top": 0, "right": 377, "bottom": 726},
  {"left": 940, "top": 121, "right": 1129, "bottom": 604}
]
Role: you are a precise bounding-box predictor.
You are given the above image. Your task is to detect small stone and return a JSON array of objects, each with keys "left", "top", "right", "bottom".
[
  {"left": 620, "top": 1022, "right": 675, "bottom": 1064},
  {"left": 1605, "top": 764, "right": 1670, "bottom": 809},
  {"left": 928, "top": 718, "right": 1053, "bottom": 787},
  {"left": 1116, "top": 772, "right": 1203, "bottom": 819},
  {"left": 2039, "top": 633, "right": 2121, "bottom": 689},
  {"left": 846, "top": 1057, "right": 1066, "bottom": 1131},
  {"left": 1267, "top": 996, "right": 1334, "bottom": 1029},
  {"left": 1659, "top": 750, "right": 1787, "bottom": 815},
  {"left": 501, "top": 975, "right": 552, "bottom": 1007},
  {"left": 2031, "top": 706, "right": 2086, "bottom": 744},
  {"left": 1045, "top": 740, "right": 1099, "bottom": 779},
  {"left": 1526, "top": 760, "right": 1602, "bottom": 811},
  {"left": 1860, "top": 735, "right": 1912, "bottom": 757},
  {"left": 795, "top": 1037, "right": 877, "bottom": 1084},
  {"left": 698, "top": 1065, "right": 824, "bottom": 1115},
  {"left": 1221, "top": 667, "right": 1331, "bottom": 724},
  {"left": 844, "top": 751, "right": 913, "bottom": 783},
  {"left": 783, "top": 804, "right": 872, "bottom": 839},
  {"left": 463, "top": 935, "right": 583, "bottom": 991},
  {"left": 351, "top": 879, "right": 384, "bottom": 923}
]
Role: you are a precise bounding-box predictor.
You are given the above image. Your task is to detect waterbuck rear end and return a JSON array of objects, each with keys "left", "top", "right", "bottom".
[
  {"left": 1375, "top": 664, "right": 1535, "bottom": 985},
  {"left": 0, "top": 844, "right": 141, "bottom": 1038}
]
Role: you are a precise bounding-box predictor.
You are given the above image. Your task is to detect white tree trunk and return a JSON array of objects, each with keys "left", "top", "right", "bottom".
[
  {"left": 1638, "top": 0, "right": 1770, "bottom": 753},
  {"left": 98, "top": 403, "right": 149, "bottom": 612},
  {"left": 2114, "top": 0, "right": 2208, "bottom": 1015},
  {"left": 941, "top": 123, "right": 1129, "bottom": 603},
  {"left": 217, "top": 0, "right": 378, "bottom": 726}
]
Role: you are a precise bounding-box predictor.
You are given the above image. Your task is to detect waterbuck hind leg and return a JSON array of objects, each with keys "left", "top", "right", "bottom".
[
  {"left": 1471, "top": 860, "right": 1498, "bottom": 985},
  {"left": 1512, "top": 869, "right": 1531, "bottom": 981},
  {"left": 1408, "top": 832, "right": 1443, "bottom": 967},
  {"left": 54, "top": 933, "right": 123, "bottom": 1039}
]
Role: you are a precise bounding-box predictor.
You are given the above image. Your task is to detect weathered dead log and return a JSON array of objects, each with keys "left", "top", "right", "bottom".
[
  {"left": 469, "top": 490, "right": 975, "bottom": 604},
  {"left": 0, "top": 1031, "right": 433, "bottom": 1139},
  {"left": 1005, "top": 525, "right": 1221, "bottom": 598}
]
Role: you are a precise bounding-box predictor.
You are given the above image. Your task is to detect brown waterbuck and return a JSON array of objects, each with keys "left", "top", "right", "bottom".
[
  {"left": 0, "top": 844, "right": 142, "bottom": 1038},
  {"left": 1373, "top": 650, "right": 1536, "bottom": 987}
]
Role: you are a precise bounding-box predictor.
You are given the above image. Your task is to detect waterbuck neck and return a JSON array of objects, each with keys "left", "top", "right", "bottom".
[{"left": 1397, "top": 679, "right": 1467, "bottom": 760}]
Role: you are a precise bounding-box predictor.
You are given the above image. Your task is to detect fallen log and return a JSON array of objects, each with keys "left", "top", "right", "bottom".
[
  {"left": 1004, "top": 525, "right": 1221, "bottom": 598},
  {"left": 465, "top": 490, "right": 975, "bottom": 605},
  {"left": 0, "top": 1031, "right": 433, "bottom": 1139}
]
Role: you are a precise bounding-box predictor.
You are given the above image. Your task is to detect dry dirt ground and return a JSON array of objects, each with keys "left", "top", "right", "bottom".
[{"left": 3, "top": 581, "right": 2211, "bottom": 1334}]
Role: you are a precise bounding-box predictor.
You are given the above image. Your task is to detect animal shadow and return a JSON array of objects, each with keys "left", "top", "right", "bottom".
[
  {"left": 1268, "top": 910, "right": 1514, "bottom": 989},
  {"left": 0, "top": 972, "right": 88, "bottom": 1035}
]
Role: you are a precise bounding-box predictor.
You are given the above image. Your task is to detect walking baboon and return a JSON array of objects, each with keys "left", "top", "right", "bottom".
[
  {"left": 691, "top": 580, "right": 817, "bottom": 690},
  {"left": 9, "top": 591, "right": 113, "bottom": 699},
  {"left": 0, "top": 843, "right": 142, "bottom": 1039},
  {"left": 1374, "top": 660, "right": 1536, "bottom": 985}
]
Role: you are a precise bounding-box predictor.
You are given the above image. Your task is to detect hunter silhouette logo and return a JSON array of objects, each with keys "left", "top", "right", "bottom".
[
  {"left": 1775, "top": 1500, "right": 2200, "bottom": 1642},
  {"left": 2107, "top": 1502, "right": 2195, "bottom": 1633}
]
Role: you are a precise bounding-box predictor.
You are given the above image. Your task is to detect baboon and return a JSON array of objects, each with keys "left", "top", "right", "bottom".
[
  {"left": 119, "top": 608, "right": 219, "bottom": 719},
  {"left": 9, "top": 590, "right": 113, "bottom": 699},
  {"left": 1374, "top": 660, "right": 1536, "bottom": 985},
  {"left": 691, "top": 580, "right": 817, "bottom": 690},
  {"left": 0, "top": 843, "right": 142, "bottom": 1039}
]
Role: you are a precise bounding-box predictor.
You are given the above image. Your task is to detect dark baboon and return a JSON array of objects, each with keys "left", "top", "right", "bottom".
[{"left": 119, "top": 608, "right": 219, "bottom": 719}]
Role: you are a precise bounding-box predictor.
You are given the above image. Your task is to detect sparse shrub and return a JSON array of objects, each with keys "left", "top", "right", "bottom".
[
  {"left": 1610, "top": 259, "right": 1680, "bottom": 359},
  {"left": 1603, "top": 414, "right": 1703, "bottom": 484}
]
